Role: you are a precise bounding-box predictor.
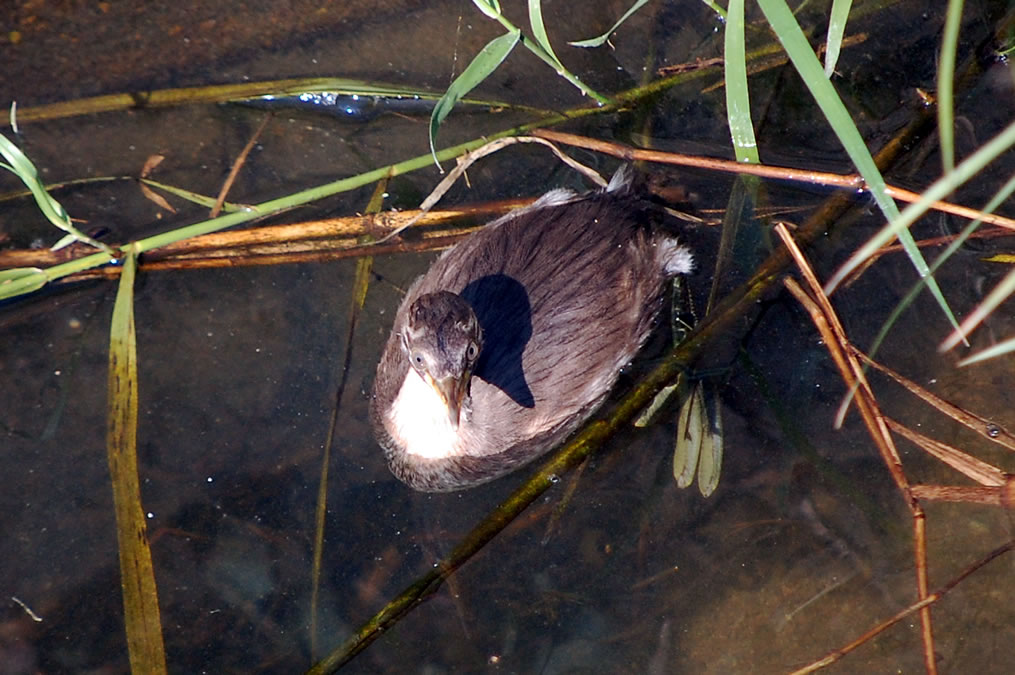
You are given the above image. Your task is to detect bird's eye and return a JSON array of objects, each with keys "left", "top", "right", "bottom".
[
  {"left": 411, "top": 352, "right": 425, "bottom": 368},
  {"left": 466, "top": 342, "right": 479, "bottom": 360}
]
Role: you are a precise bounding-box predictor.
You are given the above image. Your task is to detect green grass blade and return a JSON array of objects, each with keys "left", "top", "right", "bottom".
[
  {"left": 429, "top": 29, "right": 521, "bottom": 167},
  {"left": 724, "top": 0, "right": 760, "bottom": 164},
  {"left": 863, "top": 170, "right": 1015, "bottom": 366},
  {"left": 824, "top": 0, "right": 852, "bottom": 77},
  {"left": 0, "top": 132, "right": 113, "bottom": 254},
  {"left": 528, "top": 0, "right": 565, "bottom": 70},
  {"left": 825, "top": 118, "right": 1015, "bottom": 292},
  {"left": 140, "top": 178, "right": 247, "bottom": 212},
  {"left": 7, "top": 77, "right": 550, "bottom": 126},
  {"left": 569, "top": 0, "right": 651, "bottom": 48},
  {"left": 107, "top": 245, "right": 168, "bottom": 674},
  {"left": 0, "top": 267, "right": 48, "bottom": 297},
  {"left": 959, "top": 333, "right": 1015, "bottom": 365},
  {"left": 938, "top": 0, "right": 964, "bottom": 172},
  {"left": 700, "top": 0, "right": 728, "bottom": 21},
  {"left": 757, "top": 0, "right": 959, "bottom": 332},
  {"left": 472, "top": 0, "right": 502, "bottom": 20},
  {"left": 475, "top": 1, "right": 611, "bottom": 104}
]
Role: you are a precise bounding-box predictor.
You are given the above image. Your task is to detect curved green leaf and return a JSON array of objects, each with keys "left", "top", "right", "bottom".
[
  {"left": 569, "top": 0, "right": 650, "bottom": 48},
  {"left": 0, "top": 267, "right": 48, "bottom": 299},
  {"left": 938, "top": 0, "right": 964, "bottom": 172},
  {"left": 0, "top": 132, "right": 113, "bottom": 254},
  {"left": 757, "top": 0, "right": 960, "bottom": 332},
  {"left": 529, "top": 0, "right": 565, "bottom": 72},
  {"left": 824, "top": 0, "right": 852, "bottom": 77},
  {"left": 472, "top": 0, "right": 502, "bottom": 20},
  {"left": 429, "top": 29, "right": 521, "bottom": 167},
  {"left": 725, "top": 0, "right": 759, "bottom": 163}
]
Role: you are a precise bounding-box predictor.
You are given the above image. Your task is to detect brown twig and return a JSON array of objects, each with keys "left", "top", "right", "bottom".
[
  {"left": 853, "top": 347, "right": 1015, "bottom": 452},
  {"left": 789, "top": 539, "right": 1014, "bottom": 674},
  {"left": 210, "top": 113, "right": 273, "bottom": 218},
  {"left": 776, "top": 222, "right": 936, "bottom": 674},
  {"left": 375, "top": 136, "right": 607, "bottom": 244},
  {"left": 0, "top": 199, "right": 532, "bottom": 279},
  {"left": 886, "top": 417, "right": 1009, "bottom": 487},
  {"left": 531, "top": 129, "right": 1015, "bottom": 231}
]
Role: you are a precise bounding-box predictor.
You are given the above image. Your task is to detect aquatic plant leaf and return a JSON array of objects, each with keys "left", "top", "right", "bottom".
[
  {"left": 139, "top": 178, "right": 245, "bottom": 212},
  {"left": 569, "top": 0, "right": 650, "bottom": 48},
  {"left": 823, "top": 0, "right": 852, "bottom": 77},
  {"left": 959, "top": 335, "right": 1015, "bottom": 366},
  {"left": 724, "top": 0, "right": 759, "bottom": 163},
  {"left": 0, "top": 267, "right": 47, "bottom": 298},
  {"left": 310, "top": 175, "right": 386, "bottom": 658},
  {"left": 472, "top": 0, "right": 502, "bottom": 20},
  {"left": 107, "top": 245, "right": 168, "bottom": 673},
  {"left": 50, "top": 233, "right": 78, "bottom": 251},
  {"left": 0, "top": 132, "right": 112, "bottom": 254},
  {"left": 836, "top": 120, "right": 1015, "bottom": 299},
  {"left": 429, "top": 29, "right": 521, "bottom": 167},
  {"left": 857, "top": 171, "right": 1015, "bottom": 394},
  {"left": 528, "top": 0, "right": 565, "bottom": 72},
  {"left": 700, "top": 0, "right": 728, "bottom": 21},
  {"left": 757, "top": 0, "right": 960, "bottom": 334},
  {"left": 937, "top": 0, "right": 963, "bottom": 172}
]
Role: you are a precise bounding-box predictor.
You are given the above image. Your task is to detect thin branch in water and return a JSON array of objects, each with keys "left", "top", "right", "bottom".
[
  {"left": 211, "top": 113, "right": 273, "bottom": 218},
  {"left": 776, "top": 223, "right": 936, "bottom": 672},
  {"left": 532, "top": 129, "right": 1015, "bottom": 231},
  {"left": 790, "top": 540, "right": 1014, "bottom": 674},
  {"left": 375, "top": 136, "right": 606, "bottom": 245}
]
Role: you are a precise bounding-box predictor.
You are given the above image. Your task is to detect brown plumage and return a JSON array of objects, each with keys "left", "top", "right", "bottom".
[{"left": 370, "top": 169, "right": 694, "bottom": 491}]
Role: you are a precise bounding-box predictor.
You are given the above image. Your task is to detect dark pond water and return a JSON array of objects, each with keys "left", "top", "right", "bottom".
[{"left": 2, "top": 1, "right": 1015, "bottom": 673}]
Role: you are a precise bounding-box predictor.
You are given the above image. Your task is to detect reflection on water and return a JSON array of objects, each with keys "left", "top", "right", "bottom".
[{"left": 2, "top": 0, "right": 1015, "bottom": 673}]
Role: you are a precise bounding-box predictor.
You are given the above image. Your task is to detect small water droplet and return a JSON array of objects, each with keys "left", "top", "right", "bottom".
[
  {"left": 987, "top": 424, "right": 1001, "bottom": 438},
  {"left": 548, "top": 474, "right": 560, "bottom": 484}
]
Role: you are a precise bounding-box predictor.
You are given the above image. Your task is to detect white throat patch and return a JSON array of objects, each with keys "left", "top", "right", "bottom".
[{"left": 386, "top": 369, "right": 463, "bottom": 460}]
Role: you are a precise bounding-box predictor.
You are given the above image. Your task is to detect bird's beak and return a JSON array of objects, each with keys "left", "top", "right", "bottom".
[{"left": 424, "top": 371, "right": 470, "bottom": 430}]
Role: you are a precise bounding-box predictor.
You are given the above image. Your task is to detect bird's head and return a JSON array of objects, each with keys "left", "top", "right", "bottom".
[{"left": 400, "top": 291, "right": 483, "bottom": 429}]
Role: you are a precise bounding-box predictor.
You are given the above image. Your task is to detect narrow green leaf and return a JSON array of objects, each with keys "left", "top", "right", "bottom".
[
  {"left": 938, "top": 0, "right": 964, "bottom": 172},
  {"left": 724, "top": 0, "right": 760, "bottom": 164},
  {"left": 429, "top": 29, "right": 521, "bottom": 167},
  {"left": 140, "top": 178, "right": 247, "bottom": 212},
  {"left": 757, "top": 0, "right": 960, "bottom": 332},
  {"left": 824, "top": 0, "right": 852, "bottom": 77},
  {"left": 528, "top": 0, "right": 565, "bottom": 71},
  {"left": 0, "top": 132, "right": 113, "bottom": 254},
  {"left": 50, "top": 233, "right": 78, "bottom": 251},
  {"left": 0, "top": 266, "right": 43, "bottom": 283},
  {"left": 0, "top": 267, "right": 48, "bottom": 298},
  {"left": 826, "top": 119, "right": 1015, "bottom": 293},
  {"left": 700, "top": 0, "right": 728, "bottom": 21},
  {"left": 310, "top": 175, "right": 386, "bottom": 659},
  {"left": 472, "top": 0, "right": 502, "bottom": 20},
  {"left": 107, "top": 245, "right": 168, "bottom": 674},
  {"left": 959, "top": 334, "right": 1015, "bottom": 366},
  {"left": 569, "top": 0, "right": 650, "bottom": 48}
]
